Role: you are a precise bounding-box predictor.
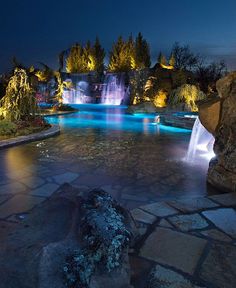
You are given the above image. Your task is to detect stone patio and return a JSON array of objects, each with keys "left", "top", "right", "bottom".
[
  {"left": 0, "top": 186, "right": 235, "bottom": 287},
  {"left": 130, "top": 192, "right": 236, "bottom": 287}
]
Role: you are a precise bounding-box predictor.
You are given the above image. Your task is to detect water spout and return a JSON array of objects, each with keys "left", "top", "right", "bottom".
[
  {"left": 186, "top": 117, "right": 215, "bottom": 162},
  {"left": 101, "top": 73, "right": 128, "bottom": 105}
]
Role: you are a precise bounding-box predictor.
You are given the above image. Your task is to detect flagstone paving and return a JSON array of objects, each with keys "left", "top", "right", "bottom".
[
  {"left": 0, "top": 181, "right": 235, "bottom": 287},
  {"left": 130, "top": 192, "right": 236, "bottom": 287}
]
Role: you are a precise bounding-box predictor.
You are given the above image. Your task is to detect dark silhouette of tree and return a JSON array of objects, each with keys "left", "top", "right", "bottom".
[
  {"left": 134, "top": 32, "right": 151, "bottom": 69},
  {"left": 93, "top": 37, "right": 105, "bottom": 74},
  {"left": 171, "top": 42, "right": 199, "bottom": 70},
  {"left": 196, "top": 59, "right": 227, "bottom": 93}
]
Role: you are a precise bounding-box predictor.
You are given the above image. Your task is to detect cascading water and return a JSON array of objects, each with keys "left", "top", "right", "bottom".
[
  {"left": 63, "top": 74, "right": 92, "bottom": 104},
  {"left": 101, "top": 73, "right": 128, "bottom": 105},
  {"left": 186, "top": 117, "right": 215, "bottom": 162}
]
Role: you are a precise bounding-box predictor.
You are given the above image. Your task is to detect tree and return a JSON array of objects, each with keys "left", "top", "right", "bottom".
[
  {"left": 134, "top": 32, "right": 151, "bottom": 69},
  {"left": 158, "top": 52, "right": 167, "bottom": 66},
  {"left": 108, "top": 36, "right": 132, "bottom": 72},
  {"left": 66, "top": 43, "right": 86, "bottom": 73},
  {"left": 195, "top": 59, "right": 227, "bottom": 93},
  {"left": 169, "top": 84, "right": 206, "bottom": 111},
  {"left": 171, "top": 42, "right": 199, "bottom": 70},
  {"left": 0, "top": 68, "right": 37, "bottom": 121},
  {"left": 169, "top": 53, "right": 175, "bottom": 67},
  {"left": 92, "top": 37, "right": 105, "bottom": 73}
]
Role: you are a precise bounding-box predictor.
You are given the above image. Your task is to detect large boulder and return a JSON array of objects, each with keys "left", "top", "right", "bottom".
[
  {"left": 198, "top": 97, "right": 221, "bottom": 135},
  {"left": 199, "top": 72, "right": 236, "bottom": 192}
]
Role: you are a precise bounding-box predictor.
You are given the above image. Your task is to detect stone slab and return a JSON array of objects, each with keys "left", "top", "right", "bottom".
[
  {"left": 202, "top": 208, "right": 236, "bottom": 238},
  {"left": 168, "top": 197, "right": 218, "bottom": 212},
  {"left": 52, "top": 172, "right": 79, "bottom": 185},
  {"left": 20, "top": 176, "right": 45, "bottom": 189},
  {"left": 0, "top": 182, "right": 27, "bottom": 194},
  {"left": 31, "top": 183, "right": 59, "bottom": 197},
  {"left": 140, "top": 202, "right": 178, "bottom": 217},
  {"left": 168, "top": 213, "right": 209, "bottom": 231},
  {"left": 149, "top": 264, "right": 204, "bottom": 288},
  {"left": 131, "top": 208, "right": 157, "bottom": 224},
  {"left": 200, "top": 229, "right": 232, "bottom": 242},
  {"left": 140, "top": 227, "right": 207, "bottom": 275},
  {"left": 209, "top": 193, "right": 236, "bottom": 207},
  {"left": 0, "top": 195, "right": 45, "bottom": 218},
  {"left": 158, "top": 219, "right": 173, "bottom": 228},
  {"left": 0, "top": 195, "right": 11, "bottom": 205},
  {"left": 200, "top": 243, "right": 236, "bottom": 288}
]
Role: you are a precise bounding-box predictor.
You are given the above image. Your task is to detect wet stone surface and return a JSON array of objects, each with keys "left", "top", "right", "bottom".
[
  {"left": 199, "top": 243, "right": 236, "bottom": 288},
  {"left": 168, "top": 213, "right": 209, "bottom": 231},
  {"left": 139, "top": 227, "right": 207, "bottom": 275},
  {"left": 202, "top": 208, "right": 236, "bottom": 238},
  {"left": 132, "top": 193, "right": 236, "bottom": 288},
  {"left": 149, "top": 264, "right": 204, "bottom": 288}
]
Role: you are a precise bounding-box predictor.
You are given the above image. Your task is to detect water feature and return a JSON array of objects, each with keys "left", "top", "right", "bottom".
[
  {"left": 0, "top": 105, "right": 219, "bottom": 210},
  {"left": 63, "top": 74, "right": 92, "bottom": 104},
  {"left": 186, "top": 117, "right": 215, "bottom": 162},
  {"left": 101, "top": 73, "right": 129, "bottom": 105}
]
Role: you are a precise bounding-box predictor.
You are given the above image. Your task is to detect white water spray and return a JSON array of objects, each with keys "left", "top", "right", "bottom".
[{"left": 186, "top": 117, "right": 215, "bottom": 162}]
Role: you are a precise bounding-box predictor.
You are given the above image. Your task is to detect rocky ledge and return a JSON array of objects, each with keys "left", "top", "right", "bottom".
[{"left": 198, "top": 72, "right": 236, "bottom": 192}]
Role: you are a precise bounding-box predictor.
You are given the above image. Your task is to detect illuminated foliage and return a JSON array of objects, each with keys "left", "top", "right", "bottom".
[
  {"left": 54, "top": 71, "right": 64, "bottom": 104},
  {"left": 169, "top": 84, "right": 206, "bottom": 111},
  {"left": 129, "top": 70, "right": 149, "bottom": 104},
  {"left": 144, "top": 76, "right": 158, "bottom": 100},
  {"left": 108, "top": 36, "right": 134, "bottom": 72},
  {"left": 66, "top": 44, "right": 86, "bottom": 73},
  {"left": 66, "top": 39, "right": 105, "bottom": 74},
  {"left": 108, "top": 33, "right": 150, "bottom": 72},
  {"left": 158, "top": 52, "right": 174, "bottom": 70},
  {"left": 153, "top": 89, "right": 167, "bottom": 107},
  {"left": 0, "top": 68, "right": 37, "bottom": 121},
  {"left": 169, "top": 53, "right": 175, "bottom": 67},
  {"left": 158, "top": 52, "right": 167, "bottom": 66}
]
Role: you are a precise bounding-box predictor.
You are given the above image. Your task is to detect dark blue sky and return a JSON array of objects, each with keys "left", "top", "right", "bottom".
[{"left": 0, "top": 0, "right": 236, "bottom": 72}]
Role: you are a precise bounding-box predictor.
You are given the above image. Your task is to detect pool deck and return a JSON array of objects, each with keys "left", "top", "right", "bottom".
[
  {"left": 0, "top": 186, "right": 235, "bottom": 287},
  {"left": 130, "top": 192, "right": 236, "bottom": 287}
]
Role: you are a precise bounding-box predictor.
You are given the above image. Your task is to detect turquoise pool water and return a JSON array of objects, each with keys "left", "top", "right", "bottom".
[{"left": 46, "top": 104, "right": 191, "bottom": 135}]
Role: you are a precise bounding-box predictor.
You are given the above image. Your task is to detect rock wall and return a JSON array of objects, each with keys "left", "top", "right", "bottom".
[{"left": 199, "top": 72, "right": 236, "bottom": 192}]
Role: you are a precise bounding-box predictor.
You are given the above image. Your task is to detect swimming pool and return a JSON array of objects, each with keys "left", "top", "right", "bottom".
[{"left": 0, "top": 104, "right": 217, "bottom": 209}]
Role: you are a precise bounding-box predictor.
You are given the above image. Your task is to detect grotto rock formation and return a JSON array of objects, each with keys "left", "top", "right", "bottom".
[{"left": 198, "top": 72, "right": 236, "bottom": 192}]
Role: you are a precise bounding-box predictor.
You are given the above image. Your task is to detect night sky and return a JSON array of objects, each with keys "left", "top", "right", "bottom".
[{"left": 1, "top": 0, "right": 236, "bottom": 72}]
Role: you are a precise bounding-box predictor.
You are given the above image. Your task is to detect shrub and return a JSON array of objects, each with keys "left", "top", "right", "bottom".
[
  {"left": 169, "top": 84, "right": 206, "bottom": 111},
  {"left": 153, "top": 89, "right": 168, "bottom": 107},
  {"left": 0, "top": 120, "right": 17, "bottom": 136}
]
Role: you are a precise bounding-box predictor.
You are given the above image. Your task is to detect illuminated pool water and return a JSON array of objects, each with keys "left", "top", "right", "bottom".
[
  {"left": 0, "top": 104, "right": 219, "bottom": 209},
  {"left": 46, "top": 104, "right": 191, "bottom": 135}
]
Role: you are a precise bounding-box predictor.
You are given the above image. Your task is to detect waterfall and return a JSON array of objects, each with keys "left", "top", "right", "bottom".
[
  {"left": 186, "top": 117, "right": 215, "bottom": 162},
  {"left": 101, "top": 73, "right": 128, "bottom": 105},
  {"left": 62, "top": 74, "right": 92, "bottom": 104}
]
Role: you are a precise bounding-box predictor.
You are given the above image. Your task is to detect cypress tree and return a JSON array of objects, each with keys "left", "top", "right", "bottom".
[{"left": 134, "top": 32, "right": 151, "bottom": 69}]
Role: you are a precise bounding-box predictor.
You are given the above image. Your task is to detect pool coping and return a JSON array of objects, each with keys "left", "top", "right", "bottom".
[{"left": 0, "top": 124, "right": 60, "bottom": 149}]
